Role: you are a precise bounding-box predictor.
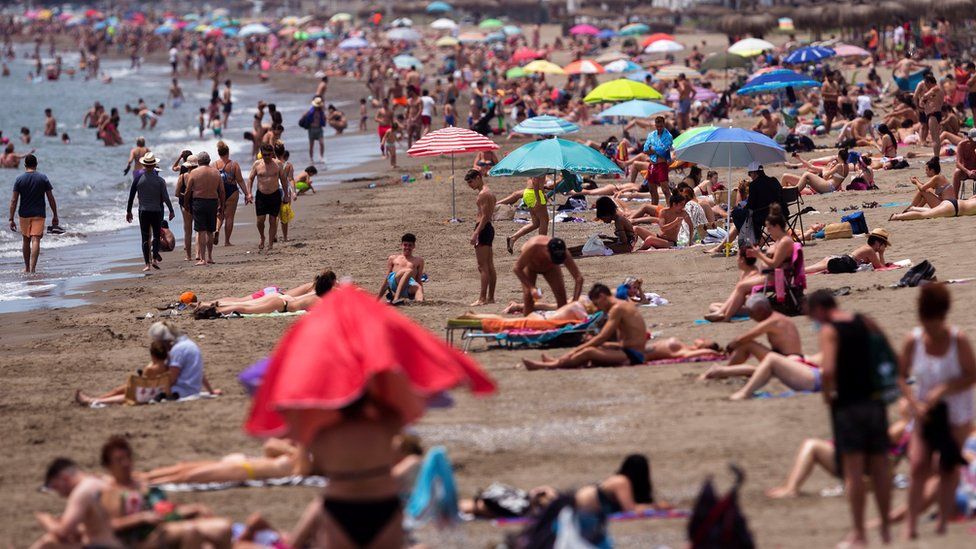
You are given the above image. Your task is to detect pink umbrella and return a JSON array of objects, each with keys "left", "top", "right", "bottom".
[
  {"left": 569, "top": 24, "right": 599, "bottom": 36},
  {"left": 832, "top": 44, "right": 870, "bottom": 58},
  {"left": 408, "top": 127, "right": 499, "bottom": 221},
  {"left": 666, "top": 86, "right": 720, "bottom": 102},
  {"left": 174, "top": 21, "right": 189, "bottom": 29},
  {"left": 511, "top": 47, "right": 542, "bottom": 63}
]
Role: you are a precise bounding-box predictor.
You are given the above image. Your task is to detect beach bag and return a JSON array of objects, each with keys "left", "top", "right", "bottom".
[
  {"left": 889, "top": 158, "right": 910, "bottom": 170},
  {"left": 897, "top": 260, "right": 936, "bottom": 288},
  {"left": 737, "top": 215, "right": 756, "bottom": 248},
  {"left": 867, "top": 330, "right": 899, "bottom": 404},
  {"left": 124, "top": 373, "right": 169, "bottom": 405},
  {"left": 784, "top": 134, "right": 815, "bottom": 153},
  {"left": 846, "top": 177, "right": 870, "bottom": 191},
  {"left": 298, "top": 110, "right": 311, "bottom": 129},
  {"left": 476, "top": 483, "right": 532, "bottom": 518},
  {"left": 840, "top": 211, "right": 868, "bottom": 234},
  {"left": 827, "top": 255, "right": 859, "bottom": 274},
  {"left": 688, "top": 466, "right": 754, "bottom": 549},
  {"left": 824, "top": 222, "right": 853, "bottom": 240},
  {"left": 279, "top": 203, "right": 295, "bottom": 224},
  {"left": 580, "top": 234, "right": 611, "bottom": 257}
]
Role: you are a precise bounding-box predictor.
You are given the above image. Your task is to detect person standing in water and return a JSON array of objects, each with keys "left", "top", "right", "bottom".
[
  {"left": 465, "top": 169, "right": 496, "bottom": 306},
  {"left": 8, "top": 154, "right": 58, "bottom": 273},
  {"left": 126, "top": 152, "right": 174, "bottom": 272},
  {"left": 214, "top": 141, "right": 245, "bottom": 246}
]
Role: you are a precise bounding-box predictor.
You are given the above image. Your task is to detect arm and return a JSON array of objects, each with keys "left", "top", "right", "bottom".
[
  {"left": 246, "top": 164, "right": 257, "bottom": 200},
  {"left": 202, "top": 374, "right": 221, "bottom": 395},
  {"left": 167, "top": 366, "right": 182, "bottom": 389},
  {"left": 564, "top": 257, "right": 584, "bottom": 300},
  {"left": 471, "top": 195, "right": 489, "bottom": 245},
  {"left": 727, "top": 318, "right": 776, "bottom": 350},
  {"left": 896, "top": 335, "right": 921, "bottom": 416},
  {"left": 818, "top": 324, "right": 838, "bottom": 404},
  {"left": 46, "top": 189, "right": 58, "bottom": 226},
  {"left": 575, "top": 306, "right": 621, "bottom": 351},
  {"left": 162, "top": 181, "right": 174, "bottom": 219},
  {"left": 126, "top": 177, "right": 139, "bottom": 221},
  {"left": 47, "top": 482, "right": 93, "bottom": 541},
  {"left": 923, "top": 330, "right": 976, "bottom": 404},
  {"left": 377, "top": 256, "right": 393, "bottom": 298},
  {"left": 8, "top": 190, "right": 18, "bottom": 231},
  {"left": 754, "top": 239, "right": 792, "bottom": 268}
]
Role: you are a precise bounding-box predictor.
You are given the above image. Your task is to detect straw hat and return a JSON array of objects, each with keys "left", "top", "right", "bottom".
[
  {"left": 181, "top": 154, "right": 199, "bottom": 168},
  {"left": 869, "top": 228, "right": 891, "bottom": 247},
  {"left": 140, "top": 152, "right": 159, "bottom": 167},
  {"left": 312, "top": 97, "right": 324, "bottom": 108}
]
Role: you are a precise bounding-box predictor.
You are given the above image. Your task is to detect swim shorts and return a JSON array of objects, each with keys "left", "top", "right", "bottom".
[
  {"left": 623, "top": 347, "right": 646, "bottom": 365},
  {"left": 647, "top": 162, "right": 669, "bottom": 185},
  {"left": 522, "top": 188, "right": 547, "bottom": 209},
  {"left": 476, "top": 222, "right": 495, "bottom": 246},
  {"left": 678, "top": 99, "right": 692, "bottom": 114},
  {"left": 421, "top": 115, "right": 431, "bottom": 126},
  {"left": 255, "top": 190, "right": 282, "bottom": 217},
  {"left": 307, "top": 127, "right": 324, "bottom": 141},
  {"left": 192, "top": 198, "right": 218, "bottom": 232},
  {"left": 823, "top": 100, "right": 839, "bottom": 118},
  {"left": 19, "top": 216, "right": 45, "bottom": 237},
  {"left": 831, "top": 400, "right": 890, "bottom": 455}
]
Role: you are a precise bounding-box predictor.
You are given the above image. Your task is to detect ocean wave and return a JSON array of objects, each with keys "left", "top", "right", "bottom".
[
  {"left": 0, "top": 281, "right": 56, "bottom": 302},
  {"left": 0, "top": 235, "right": 89, "bottom": 259}
]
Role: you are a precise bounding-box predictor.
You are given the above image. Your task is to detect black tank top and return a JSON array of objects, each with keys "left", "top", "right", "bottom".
[{"left": 831, "top": 314, "right": 872, "bottom": 405}]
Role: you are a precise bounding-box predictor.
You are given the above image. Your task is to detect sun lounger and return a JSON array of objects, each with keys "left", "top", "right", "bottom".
[{"left": 448, "top": 313, "right": 604, "bottom": 352}]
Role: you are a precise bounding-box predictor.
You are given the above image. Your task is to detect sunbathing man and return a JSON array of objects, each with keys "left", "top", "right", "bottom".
[
  {"left": 836, "top": 109, "right": 877, "bottom": 148},
  {"left": 145, "top": 438, "right": 310, "bottom": 485},
  {"left": 523, "top": 283, "right": 647, "bottom": 370},
  {"left": 638, "top": 194, "right": 693, "bottom": 249},
  {"left": 211, "top": 270, "right": 336, "bottom": 315},
  {"left": 376, "top": 233, "right": 425, "bottom": 303},
  {"left": 720, "top": 294, "right": 803, "bottom": 365},
  {"left": 513, "top": 236, "right": 583, "bottom": 316},
  {"left": 805, "top": 229, "right": 891, "bottom": 274},
  {"left": 31, "top": 458, "right": 124, "bottom": 549},
  {"left": 890, "top": 194, "right": 976, "bottom": 220},
  {"left": 907, "top": 157, "right": 954, "bottom": 208},
  {"left": 751, "top": 109, "right": 781, "bottom": 139}
]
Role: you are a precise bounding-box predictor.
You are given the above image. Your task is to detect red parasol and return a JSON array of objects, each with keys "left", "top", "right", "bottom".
[
  {"left": 408, "top": 126, "right": 498, "bottom": 222},
  {"left": 245, "top": 285, "right": 495, "bottom": 444},
  {"left": 641, "top": 33, "right": 675, "bottom": 48},
  {"left": 511, "top": 47, "right": 543, "bottom": 63}
]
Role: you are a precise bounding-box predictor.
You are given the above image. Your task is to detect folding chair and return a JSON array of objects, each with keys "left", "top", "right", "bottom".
[
  {"left": 754, "top": 242, "right": 806, "bottom": 316},
  {"left": 780, "top": 186, "right": 814, "bottom": 245}
]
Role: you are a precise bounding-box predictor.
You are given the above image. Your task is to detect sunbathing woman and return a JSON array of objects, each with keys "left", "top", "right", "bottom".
[
  {"left": 907, "top": 157, "right": 955, "bottom": 209},
  {"left": 644, "top": 337, "right": 723, "bottom": 361},
  {"left": 463, "top": 297, "right": 595, "bottom": 322},
  {"left": 202, "top": 270, "right": 335, "bottom": 316},
  {"left": 805, "top": 229, "right": 890, "bottom": 274},
  {"left": 145, "top": 438, "right": 310, "bottom": 485},
  {"left": 700, "top": 351, "right": 824, "bottom": 401},
  {"left": 890, "top": 195, "right": 976, "bottom": 221},
  {"left": 705, "top": 205, "right": 793, "bottom": 322},
  {"left": 507, "top": 176, "right": 549, "bottom": 254},
  {"left": 195, "top": 275, "right": 321, "bottom": 308},
  {"left": 781, "top": 149, "right": 850, "bottom": 194}
]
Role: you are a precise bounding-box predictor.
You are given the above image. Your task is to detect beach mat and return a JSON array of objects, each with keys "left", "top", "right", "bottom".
[
  {"left": 155, "top": 475, "right": 326, "bottom": 493},
  {"left": 642, "top": 354, "right": 728, "bottom": 366},
  {"left": 228, "top": 310, "right": 307, "bottom": 318},
  {"left": 694, "top": 314, "right": 749, "bottom": 325},
  {"left": 492, "top": 508, "right": 689, "bottom": 526},
  {"left": 752, "top": 390, "right": 815, "bottom": 399},
  {"left": 87, "top": 392, "right": 219, "bottom": 409}
]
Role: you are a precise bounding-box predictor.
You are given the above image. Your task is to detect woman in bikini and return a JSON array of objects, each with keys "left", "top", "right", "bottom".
[
  {"left": 144, "top": 438, "right": 309, "bottom": 485},
  {"left": 472, "top": 149, "right": 499, "bottom": 176},
  {"left": 199, "top": 270, "right": 335, "bottom": 316},
  {"left": 781, "top": 149, "right": 850, "bottom": 194},
  {"left": 506, "top": 175, "right": 549, "bottom": 254},
  {"left": 908, "top": 156, "right": 955, "bottom": 209}
]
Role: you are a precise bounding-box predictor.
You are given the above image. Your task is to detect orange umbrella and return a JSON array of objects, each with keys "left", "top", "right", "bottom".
[
  {"left": 641, "top": 33, "right": 675, "bottom": 48},
  {"left": 564, "top": 59, "right": 605, "bottom": 74}
]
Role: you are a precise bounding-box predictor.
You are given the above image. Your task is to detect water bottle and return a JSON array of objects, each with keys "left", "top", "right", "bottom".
[{"left": 676, "top": 222, "right": 690, "bottom": 248}]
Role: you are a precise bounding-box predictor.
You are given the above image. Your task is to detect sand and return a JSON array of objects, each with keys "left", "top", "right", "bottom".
[{"left": 2, "top": 29, "right": 975, "bottom": 548}]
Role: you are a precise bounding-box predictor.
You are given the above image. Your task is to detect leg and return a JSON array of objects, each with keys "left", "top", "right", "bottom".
[
  {"left": 508, "top": 218, "right": 540, "bottom": 249},
  {"left": 728, "top": 341, "right": 771, "bottom": 364},
  {"left": 137, "top": 212, "right": 152, "bottom": 269},
  {"left": 150, "top": 211, "right": 162, "bottom": 266},
  {"left": 929, "top": 117, "right": 941, "bottom": 157},
  {"left": 29, "top": 236, "right": 41, "bottom": 273},
  {"left": 472, "top": 245, "right": 494, "bottom": 306},
  {"left": 318, "top": 137, "right": 324, "bottom": 160},
  {"left": 205, "top": 230, "right": 214, "bottom": 263},
  {"left": 195, "top": 230, "right": 206, "bottom": 266},
  {"left": 182, "top": 208, "right": 194, "bottom": 260},
  {"left": 767, "top": 438, "right": 837, "bottom": 498},
  {"left": 842, "top": 452, "right": 869, "bottom": 546},
  {"left": 534, "top": 205, "right": 549, "bottom": 236},
  {"left": 267, "top": 215, "right": 278, "bottom": 251},
  {"left": 729, "top": 353, "right": 818, "bottom": 400},
  {"left": 21, "top": 234, "right": 30, "bottom": 272},
  {"left": 541, "top": 268, "right": 568, "bottom": 307},
  {"left": 256, "top": 214, "right": 266, "bottom": 250},
  {"left": 222, "top": 194, "right": 238, "bottom": 245},
  {"left": 698, "top": 364, "right": 757, "bottom": 381},
  {"left": 867, "top": 452, "right": 892, "bottom": 543}
]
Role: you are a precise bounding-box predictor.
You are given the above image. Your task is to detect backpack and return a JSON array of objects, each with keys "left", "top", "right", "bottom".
[
  {"left": 298, "top": 110, "right": 311, "bottom": 129},
  {"left": 688, "top": 465, "right": 755, "bottom": 549},
  {"left": 827, "top": 255, "right": 859, "bottom": 274},
  {"left": 897, "top": 259, "right": 936, "bottom": 287},
  {"left": 865, "top": 320, "right": 899, "bottom": 403}
]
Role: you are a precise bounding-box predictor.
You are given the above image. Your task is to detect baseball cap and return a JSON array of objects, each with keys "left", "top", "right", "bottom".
[{"left": 747, "top": 161, "right": 762, "bottom": 172}]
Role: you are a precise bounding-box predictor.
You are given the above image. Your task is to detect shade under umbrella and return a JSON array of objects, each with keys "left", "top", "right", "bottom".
[
  {"left": 598, "top": 100, "right": 672, "bottom": 118},
  {"left": 512, "top": 115, "right": 580, "bottom": 135},
  {"left": 783, "top": 45, "right": 835, "bottom": 65},
  {"left": 408, "top": 127, "right": 499, "bottom": 221},
  {"left": 604, "top": 59, "right": 641, "bottom": 73},
  {"left": 244, "top": 285, "right": 496, "bottom": 443},
  {"left": 584, "top": 78, "right": 663, "bottom": 103}
]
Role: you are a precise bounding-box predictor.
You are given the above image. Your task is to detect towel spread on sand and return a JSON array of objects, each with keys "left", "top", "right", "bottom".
[
  {"left": 752, "top": 390, "right": 816, "bottom": 399},
  {"left": 88, "top": 392, "right": 219, "bottom": 409},
  {"left": 492, "top": 508, "right": 690, "bottom": 526},
  {"left": 155, "top": 475, "right": 326, "bottom": 492},
  {"left": 694, "top": 314, "right": 750, "bottom": 325},
  {"left": 230, "top": 310, "right": 308, "bottom": 318},
  {"left": 641, "top": 354, "right": 728, "bottom": 366}
]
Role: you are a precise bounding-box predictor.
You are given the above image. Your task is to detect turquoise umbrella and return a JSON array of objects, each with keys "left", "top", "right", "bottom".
[
  {"left": 619, "top": 23, "right": 649, "bottom": 36},
  {"left": 489, "top": 138, "right": 622, "bottom": 236},
  {"left": 512, "top": 115, "right": 580, "bottom": 135},
  {"left": 597, "top": 100, "right": 671, "bottom": 118},
  {"left": 426, "top": 1, "right": 453, "bottom": 13}
]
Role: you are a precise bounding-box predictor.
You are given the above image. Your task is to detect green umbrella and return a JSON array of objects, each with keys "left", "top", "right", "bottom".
[
  {"left": 293, "top": 30, "right": 309, "bottom": 41},
  {"left": 672, "top": 125, "right": 718, "bottom": 149},
  {"left": 506, "top": 67, "right": 527, "bottom": 79},
  {"left": 479, "top": 18, "right": 503, "bottom": 30},
  {"left": 700, "top": 52, "right": 750, "bottom": 72}
]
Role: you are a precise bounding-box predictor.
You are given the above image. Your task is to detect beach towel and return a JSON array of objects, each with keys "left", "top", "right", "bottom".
[
  {"left": 493, "top": 508, "right": 689, "bottom": 526},
  {"left": 405, "top": 446, "right": 459, "bottom": 525},
  {"left": 484, "top": 314, "right": 604, "bottom": 346},
  {"left": 155, "top": 475, "right": 326, "bottom": 493},
  {"left": 641, "top": 354, "right": 728, "bottom": 366},
  {"left": 752, "top": 390, "right": 815, "bottom": 399},
  {"left": 694, "top": 314, "right": 749, "bottom": 325},
  {"left": 481, "top": 317, "right": 583, "bottom": 333},
  {"left": 813, "top": 259, "right": 911, "bottom": 276},
  {"left": 87, "top": 392, "right": 219, "bottom": 409},
  {"left": 228, "top": 310, "right": 308, "bottom": 318}
]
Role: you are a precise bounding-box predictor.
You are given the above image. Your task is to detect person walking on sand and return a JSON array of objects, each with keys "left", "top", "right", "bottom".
[
  {"left": 214, "top": 141, "right": 244, "bottom": 246},
  {"left": 247, "top": 143, "right": 287, "bottom": 253},
  {"left": 8, "top": 154, "right": 58, "bottom": 273},
  {"left": 184, "top": 152, "right": 225, "bottom": 265},
  {"left": 465, "top": 169, "right": 496, "bottom": 306},
  {"left": 301, "top": 97, "right": 327, "bottom": 162},
  {"left": 126, "top": 153, "right": 174, "bottom": 272}
]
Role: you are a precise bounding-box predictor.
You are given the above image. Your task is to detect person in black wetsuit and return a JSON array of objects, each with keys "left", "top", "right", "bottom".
[{"left": 808, "top": 290, "right": 893, "bottom": 547}]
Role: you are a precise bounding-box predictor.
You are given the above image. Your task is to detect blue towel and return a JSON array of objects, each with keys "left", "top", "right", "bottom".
[
  {"left": 752, "top": 390, "right": 814, "bottom": 399},
  {"left": 694, "top": 314, "right": 749, "bottom": 325},
  {"left": 405, "top": 446, "right": 458, "bottom": 523}
]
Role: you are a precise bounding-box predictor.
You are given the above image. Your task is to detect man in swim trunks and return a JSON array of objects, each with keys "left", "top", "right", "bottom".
[
  {"left": 675, "top": 73, "right": 694, "bottom": 130},
  {"left": 32, "top": 458, "right": 124, "bottom": 549},
  {"left": 953, "top": 129, "right": 976, "bottom": 197},
  {"left": 221, "top": 80, "right": 233, "bottom": 127},
  {"left": 247, "top": 143, "right": 287, "bottom": 253},
  {"left": 304, "top": 97, "right": 327, "bottom": 162},
  {"left": 513, "top": 235, "right": 584, "bottom": 316},
  {"left": 466, "top": 170, "right": 497, "bottom": 307},
  {"left": 639, "top": 194, "right": 693, "bottom": 249},
  {"left": 821, "top": 72, "right": 840, "bottom": 134},
  {"left": 722, "top": 294, "right": 804, "bottom": 364},
  {"left": 375, "top": 98, "right": 393, "bottom": 154},
  {"left": 914, "top": 72, "right": 945, "bottom": 158},
  {"left": 751, "top": 108, "right": 781, "bottom": 139},
  {"left": 522, "top": 283, "right": 648, "bottom": 370},
  {"left": 184, "top": 152, "right": 225, "bottom": 266},
  {"left": 641, "top": 116, "right": 673, "bottom": 205},
  {"left": 378, "top": 233, "right": 425, "bottom": 303}
]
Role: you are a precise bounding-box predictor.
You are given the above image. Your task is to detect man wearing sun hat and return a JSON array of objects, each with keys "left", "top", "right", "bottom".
[
  {"left": 301, "top": 96, "right": 328, "bottom": 162},
  {"left": 126, "top": 152, "right": 175, "bottom": 272}
]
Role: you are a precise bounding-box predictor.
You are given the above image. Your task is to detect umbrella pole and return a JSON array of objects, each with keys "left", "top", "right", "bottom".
[
  {"left": 450, "top": 154, "right": 458, "bottom": 223},
  {"left": 725, "top": 146, "right": 733, "bottom": 258},
  {"left": 551, "top": 169, "right": 556, "bottom": 238}
]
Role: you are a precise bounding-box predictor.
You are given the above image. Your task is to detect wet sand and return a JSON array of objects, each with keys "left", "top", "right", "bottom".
[{"left": 2, "top": 32, "right": 976, "bottom": 548}]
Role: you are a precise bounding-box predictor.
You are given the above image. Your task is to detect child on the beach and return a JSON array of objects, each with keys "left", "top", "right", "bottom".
[
  {"left": 445, "top": 98, "right": 456, "bottom": 127},
  {"left": 210, "top": 116, "right": 223, "bottom": 138},
  {"left": 296, "top": 166, "right": 318, "bottom": 195},
  {"left": 198, "top": 108, "right": 206, "bottom": 138},
  {"left": 381, "top": 122, "right": 400, "bottom": 168},
  {"left": 359, "top": 98, "right": 368, "bottom": 132}
]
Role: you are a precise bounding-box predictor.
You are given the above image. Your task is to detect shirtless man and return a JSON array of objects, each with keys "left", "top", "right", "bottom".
[
  {"left": 378, "top": 233, "right": 425, "bottom": 303},
  {"left": 953, "top": 129, "right": 976, "bottom": 198},
  {"left": 82, "top": 102, "right": 101, "bottom": 129},
  {"left": 751, "top": 109, "right": 781, "bottom": 139},
  {"left": 168, "top": 78, "right": 184, "bottom": 107},
  {"left": 44, "top": 108, "right": 57, "bottom": 137},
  {"left": 315, "top": 75, "right": 328, "bottom": 98},
  {"left": 123, "top": 136, "right": 149, "bottom": 177},
  {"left": 466, "top": 170, "right": 497, "bottom": 306},
  {"left": 806, "top": 228, "right": 890, "bottom": 274},
  {"left": 405, "top": 88, "right": 422, "bottom": 149},
  {"left": 675, "top": 73, "right": 694, "bottom": 130},
  {"left": 914, "top": 72, "right": 945, "bottom": 158},
  {"left": 0, "top": 143, "right": 34, "bottom": 169},
  {"left": 821, "top": 72, "right": 840, "bottom": 134},
  {"left": 184, "top": 152, "right": 225, "bottom": 265},
  {"left": 522, "top": 283, "right": 647, "bottom": 370},
  {"left": 31, "top": 458, "right": 123, "bottom": 549},
  {"left": 513, "top": 236, "right": 584, "bottom": 316},
  {"left": 247, "top": 143, "right": 287, "bottom": 252},
  {"left": 375, "top": 98, "right": 393, "bottom": 154},
  {"left": 722, "top": 294, "right": 803, "bottom": 364},
  {"left": 838, "top": 110, "right": 877, "bottom": 147},
  {"left": 640, "top": 194, "right": 693, "bottom": 249},
  {"left": 221, "top": 80, "right": 232, "bottom": 127}
]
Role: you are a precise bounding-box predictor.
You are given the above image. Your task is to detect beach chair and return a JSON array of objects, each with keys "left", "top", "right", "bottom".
[
  {"left": 754, "top": 242, "right": 806, "bottom": 316},
  {"left": 458, "top": 312, "right": 604, "bottom": 353},
  {"left": 780, "top": 186, "right": 813, "bottom": 244}
]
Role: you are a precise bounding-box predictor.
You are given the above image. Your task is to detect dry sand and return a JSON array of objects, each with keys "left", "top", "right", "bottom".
[{"left": 2, "top": 30, "right": 975, "bottom": 548}]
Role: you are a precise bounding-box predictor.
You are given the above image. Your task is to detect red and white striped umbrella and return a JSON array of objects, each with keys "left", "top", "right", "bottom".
[
  {"left": 563, "top": 59, "right": 605, "bottom": 75},
  {"left": 407, "top": 127, "right": 498, "bottom": 221},
  {"left": 407, "top": 126, "right": 498, "bottom": 157}
]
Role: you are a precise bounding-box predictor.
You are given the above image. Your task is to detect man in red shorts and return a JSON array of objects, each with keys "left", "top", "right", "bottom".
[
  {"left": 374, "top": 97, "right": 393, "bottom": 154},
  {"left": 641, "top": 116, "right": 674, "bottom": 205}
]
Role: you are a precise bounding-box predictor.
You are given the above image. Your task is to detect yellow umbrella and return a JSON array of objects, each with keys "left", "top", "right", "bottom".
[
  {"left": 583, "top": 78, "right": 663, "bottom": 103},
  {"left": 280, "top": 16, "right": 299, "bottom": 26},
  {"left": 523, "top": 60, "right": 565, "bottom": 75},
  {"left": 654, "top": 64, "right": 700, "bottom": 81},
  {"left": 330, "top": 13, "right": 353, "bottom": 23},
  {"left": 435, "top": 36, "right": 459, "bottom": 47}
]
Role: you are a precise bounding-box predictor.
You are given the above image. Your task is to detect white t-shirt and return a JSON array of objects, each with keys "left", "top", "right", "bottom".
[
  {"left": 420, "top": 96, "right": 436, "bottom": 117},
  {"left": 856, "top": 95, "right": 872, "bottom": 116},
  {"left": 893, "top": 26, "right": 905, "bottom": 46},
  {"left": 168, "top": 48, "right": 178, "bottom": 64}
]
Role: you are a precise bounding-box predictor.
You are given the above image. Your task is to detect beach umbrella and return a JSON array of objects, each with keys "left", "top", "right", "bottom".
[
  {"left": 154, "top": 25, "right": 174, "bottom": 35},
  {"left": 598, "top": 29, "right": 617, "bottom": 40},
  {"left": 503, "top": 25, "right": 522, "bottom": 36},
  {"left": 426, "top": 1, "right": 453, "bottom": 13},
  {"left": 277, "top": 26, "right": 298, "bottom": 37},
  {"left": 430, "top": 18, "right": 457, "bottom": 30},
  {"left": 489, "top": 138, "right": 623, "bottom": 236},
  {"left": 597, "top": 100, "right": 672, "bottom": 118},
  {"left": 569, "top": 24, "right": 600, "bottom": 36},
  {"left": 654, "top": 64, "right": 699, "bottom": 81},
  {"left": 564, "top": 59, "right": 605, "bottom": 74},
  {"left": 641, "top": 33, "right": 675, "bottom": 47},
  {"left": 85, "top": 9, "right": 103, "bottom": 19},
  {"left": 479, "top": 18, "right": 504, "bottom": 30},
  {"left": 644, "top": 39, "right": 684, "bottom": 54},
  {"left": 511, "top": 47, "right": 543, "bottom": 63},
  {"left": 728, "top": 37, "right": 775, "bottom": 57},
  {"left": 387, "top": 28, "right": 422, "bottom": 42},
  {"left": 506, "top": 67, "right": 528, "bottom": 79},
  {"left": 596, "top": 50, "right": 628, "bottom": 64},
  {"left": 626, "top": 70, "right": 655, "bottom": 83},
  {"left": 585, "top": 78, "right": 662, "bottom": 103},
  {"left": 700, "top": 52, "right": 750, "bottom": 71},
  {"left": 239, "top": 23, "right": 271, "bottom": 37},
  {"left": 523, "top": 60, "right": 566, "bottom": 75},
  {"left": 512, "top": 115, "right": 580, "bottom": 136},
  {"left": 435, "top": 36, "right": 459, "bottom": 47},
  {"left": 224, "top": 28, "right": 239, "bottom": 38},
  {"left": 737, "top": 71, "right": 820, "bottom": 95},
  {"left": 280, "top": 15, "right": 300, "bottom": 26},
  {"left": 183, "top": 13, "right": 200, "bottom": 21},
  {"left": 338, "top": 37, "right": 370, "bottom": 49},
  {"left": 604, "top": 59, "right": 642, "bottom": 73},
  {"left": 783, "top": 45, "right": 835, "bottom": 65},
  {"left": 832, "top": 43, "right": 870, "bottom": 58},
  {"left": 393, "top": 54, "right": 423, "bottom": 70},
  {"left": 391, "top": 17, "right": 413, "bottom": 28},
  {"left": 667, "top": 87, "right": 719, "bottom": 102},
  {"left": 310, "top": 30, "right": 335, "bottom": 40},
  {"left": 619, "top": 23, "right": 649, "bottom": 36},
  {"left": 672, "top": 125, "right": 718, "bottom": 149},
  {"left": 674, "top": 127, "right": 785, "bottom": 245},
  {"left": 408, "top": 127, "right": 499, "bottom": 222},
  {"left": 244, "top": 285, "right": 495, "bottom": 443},
  {"left": 779, "top": 17, "right": 794, "bottom": 31},
  {"left": 457, "top": 32, "right": 485, "bottom": 43},
  {"left": 208, "top": 28, "right": 225, "bottom": 38},
  {"left": 330, "top": 13, "right": 353, "bottom": 23},
  {"left": 748, "top": 66, "right": 788, "bottom": 79},
  {"left": 485, "top": 31, "right": 506, "bottom": 43}
]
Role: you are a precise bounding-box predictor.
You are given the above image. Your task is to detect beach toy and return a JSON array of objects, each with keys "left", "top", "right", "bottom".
[
  {"left": 401, "top": 174, "right": 410, "bottom": 183},
  {"left": 179, "top": 291, "right": 197, "bottom": 304}
]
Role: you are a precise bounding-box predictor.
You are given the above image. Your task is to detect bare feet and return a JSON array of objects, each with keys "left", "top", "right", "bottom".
[
  {"left": 258, "top": 241, "right": 265, "bottom": 251},
  {"left": 207, "top": 259, "right": 215, "bottom": 264},
  {"left": 506, "top": 236, "right": 514, "bottom": 255},
  {"left": 74, "top": 390, "right": 93, "bottom": 406},
  {"left": 523, "top": 358, "right": 548, "bottom": 371},
  {"left": 142, "top": 265, "right": 151, "bottom": 272},
  {"left": 729, "top": 390, "right": 750, "bottom": 401},
  {"left": 470, "top": 300, "right": 486, "bottom": 306},
  {"left": 704, "top": 312, "right": 725, "bottom": 322},
  {"left": 765, "top": 486, "right": 798, "bottom": 499},
  {"left": 697, "top": 367, "right": 718, "bottom": 381},
  {"left": 224, "top": 241, "right": 234, "bottom": 246},
  {"left": 194, "top": 260, "right": 207, "bottom": 266}
]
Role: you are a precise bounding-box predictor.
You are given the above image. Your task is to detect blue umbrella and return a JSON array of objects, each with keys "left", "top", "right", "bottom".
[
  {"left": 338, "top": 37, "right": 370, "bottom": 50},
  {"left": 674, "top": 127, "right": 785, "bottom": 244},
  {"left": 154, "top": 25, "right": 173, "bottom": 35},
  {"left": 239, "top": 23, "right": 270, "bottom": 37},
  {"left": 485, "top": 31, "right": 506, "bottom": 43},
  {"left": 625, "top": 70, "right": 655, "bottom": 83},
  {"left": 597, "top": 99, "right": 672, "bottom": 118},
  {"left": 737, "top": 70, "right": 821, "bottom": 95},
  {"left": 503, "top": 25, "right": 522, "bottom": 36},
  {"left": 512, "top": 115, "right": 580, "bottom": 135},
  {"left": 598, "top": 29, "right": 616, "bottom": 39},
  {"left": 426, "top": 1, "right": 453, "bottom": 13},
  {"left": 783, "top": 45, "right": 835, "bottom": 65},
  {"left": 393, "top": 54, "right": 423, "bottom": 70}
]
